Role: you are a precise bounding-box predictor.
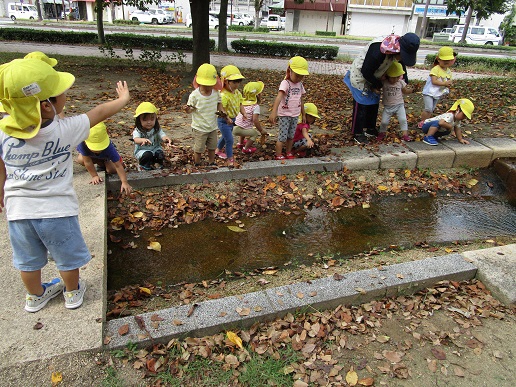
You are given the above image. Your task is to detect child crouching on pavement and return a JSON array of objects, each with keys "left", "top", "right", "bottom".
[
  {"left": 233, "top": 81, "right": 267, "bottom": 154},
  {"left": 292, "top": 103, "right": 319, "bottom": 157},
  {"left": 0, "top": 57, "right": 130, "bottom": 312},
  {"left": 76, "top": 122, "right": 132, "bottom": 195},
  {"left": 420, "top": 98, "right": 474, "bottom": 146}
]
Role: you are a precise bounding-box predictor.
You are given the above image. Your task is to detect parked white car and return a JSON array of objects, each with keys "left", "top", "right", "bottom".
[
  {"left": 8, "top": 3, "right": 38, "bottom": 21},
  {"left": 266, "top": 14, "right": 282, "bottom": 30},
  {"left": 130, "top": 9, "right": 167, "bottom": 25},
  {"left": 448, "top": 24, "right": 502, "bottom": 45},
  {"left": 185, "top": 14, "right": 219, "bottom": 29},
  {"left": 238, "top": 13, "right": 254, "bottom": 26}
]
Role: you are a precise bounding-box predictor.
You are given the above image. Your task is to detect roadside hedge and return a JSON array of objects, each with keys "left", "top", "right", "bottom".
[
  {"left": 228, "top": 25, "right": 269, "bottom": 33},
  {"left": 315, "top": 30, "right": 336, "bottom": 37},
  {"left": 231, "top": 39, "right": 338, "bottom": 60},
  {"left": 0, "top": 28, "right": 215, "bottom": 51},
  {"left": 425, "top": 53, "right": 516, "bottom": 71}
]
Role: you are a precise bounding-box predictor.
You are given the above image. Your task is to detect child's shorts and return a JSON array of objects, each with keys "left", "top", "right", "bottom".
[
  {"left": 232, "top": 126, "right": 260, "bottom": 142},
  {"left": 422, "top": 95, "right": 439, "bottom": 113},
  {"left": 277, "top": 116, "right": 298, "bottom": 142},
  {"left": 421, "top": 120, "right": 450, "bottom": 136},
  {"left": 193, "top": 129, "right": 217, "bottom": 153},
  {"left": 9, "top": 216, "right": 91, "bottom": 272},
  {"left": 293, "top": 133, "right": 312, "bottom": 149}
]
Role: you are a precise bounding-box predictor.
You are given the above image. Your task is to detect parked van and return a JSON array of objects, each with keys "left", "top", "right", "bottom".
[
  {"left": 8, "top": 2, "right": 38, "bottom": 21},
  {"left": 266, "top": 14, "right": 282, "bottom": 30},
  {"left": 448, "top": 25, "right": 502, "bottom": 45}
]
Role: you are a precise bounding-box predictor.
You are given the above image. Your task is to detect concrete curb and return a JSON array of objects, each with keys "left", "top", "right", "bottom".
[{"left": 104, "top": 253, "right": 477, "bottom": 350}]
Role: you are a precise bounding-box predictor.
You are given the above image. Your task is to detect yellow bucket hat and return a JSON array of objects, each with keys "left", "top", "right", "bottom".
[
  {"left": 386, "top": 61, "right": 405, "bottom": 78},
  {"left": 450, "top": 98, "right": 474, "bottom": 119},
  {"left": 437, "top": 46, "right": 455, "bottom": 61},
  {"left": 242, "top": 81, "right": 264, "bottom": 105},
  {"left": 24, "top": 51, "right": 58, "bottom": 67},
  {"left": 194, "top": 63, "right": 219, "bottom": 86},
  {"left": 0, "top": 58, "right": 75, "bottom": 139},
  {"left": 288, "top": 56, "right": 309, "bottom": 75},
  {"left": 220, "top": 65, "right": 245, "bottom": 82},
  {"left": 85, "top": 122, "right": 110, "bottom": 151},
  {"left": 304, "top": 103, "right": 320, "bottom": 118},
  {"left": 134, "top": 101, "right": 158, "bottom": 117}
]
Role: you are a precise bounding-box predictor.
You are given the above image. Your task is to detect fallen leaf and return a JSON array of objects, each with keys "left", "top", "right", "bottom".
[
  {"left": 187, "top": 303, "right": 199, "bottom": 317},
  {"left": 333, "top": 273, "right": 344, "bottom": 281},
  {"left": 358, "top": 377, "right": 374, "bottom": 386},
  {"left": 346, "top": 368, "right": 358, "bottom": 386},
  {"left": 296, "top": 292, "right": 304, "bottom": 299},
  {"left": 454, "top": 365, "right": 465, "bottom": 377},
  {"left": 150, "top": 314, "right": 163, "bottom": 321},
  {"left": 147, "top": 241, "right": 161, "bottom": 252},
  {"left": 173, "top": 319, "right": 183, "bottom": 326},
  {"left": 376, "top": 335, "right": 390, "bottom": 343},
  {"left": 33, "top": 322, "right": 44, "bottom": 330},
  {"left": 236, "top": 307, "right": 251, "bottom": 316},
  {"left": 118, "top": 324, "right": 129, "bottom": 336},
  {"left": 431, "top": 347, "right": 447, "bottom": 360},
  {"left": 131, "top": 211, "right": 144, "bottom": 218},
  {"left": 362, "top": 202, "right": 370, "bottom": 209},
  {"left": 383, "top": 350, "right": 402, "bottom": 363},
  {"left": 227, "top": 331, "right": 243, "bottom": 349},
  {"left": 139, "top": 287, "right": 152, "bottom": 295},
  {"left": 227, "top": 225, "right": 246, "bottom": 232},
  {"left": 51, "top": 371, "right": 62, "bottom": 385}
]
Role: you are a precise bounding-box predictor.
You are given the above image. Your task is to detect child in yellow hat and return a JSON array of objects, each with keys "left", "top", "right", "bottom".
[
  {"left": 183, "top": 63, "right": 224, "bottom": 166},
  {"left": 420, "top": 98, "right": 474, "bottom": 146},
  {"left": 233, "top": 81, "right": 267, "bottom": 154},
  {"left": 420, "top": 46, "right": 457, "bottom": 123},
  {"left": 76, "top": 122, "right": 132, "bottom": 194},
  {"left": 292, "top": 102, "right": 319, "bottom": 157},
  {"left": 0, "top": 57, "right": 130, "bottom": 312},
  {"left": 378, "top": 61, "right": 414, "bottom": 142},
  {"left": 269, "top": 56, "right": 309, "bottom": 160},
  {"left": 133, "top": 102, "right": 172, "bottom": 171},
  {"left": 215, "top": 64, "right": 245, "bottom": 167}
]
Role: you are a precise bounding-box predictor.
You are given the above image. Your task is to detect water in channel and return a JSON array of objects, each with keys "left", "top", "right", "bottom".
[{"left": 108, "top": 171, "right": 516, "bottom": 290}]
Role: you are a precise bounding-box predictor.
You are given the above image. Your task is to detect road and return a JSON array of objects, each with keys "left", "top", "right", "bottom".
[{"left": 0, "top": 19, "right": 513, "bottom": 65}]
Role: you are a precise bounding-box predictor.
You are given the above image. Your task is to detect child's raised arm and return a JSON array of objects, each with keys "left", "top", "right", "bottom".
[{"left": 86, "top": 81, "right": 130, "bottom": 128}]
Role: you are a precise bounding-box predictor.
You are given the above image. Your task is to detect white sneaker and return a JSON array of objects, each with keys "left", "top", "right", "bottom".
[
  {"left": 25, "top": 278, "right": 64, "bottom": 313},
  {"left": 63, "top": 279, "right": 86, "bottom": 309}
]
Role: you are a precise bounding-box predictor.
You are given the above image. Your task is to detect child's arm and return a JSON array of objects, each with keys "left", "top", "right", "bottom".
[
  {"left": 300, "top": 96, "right": 306, "bottom": 124},
  {"left": 269, "top": 91, "right": 284, "bottom": 123},
  {"left": 113, "top": 160, "right": 132, "bottom": 194},
  {"left": 133, "top": 137, "right": 152, "bottom": 146},
  {"left": 0, "top": 158, "right": 5, "bottom": 213},
  {"left": 438, "top": 119, "right": 453, "bottom": 131},
  {"left": 454, "top": 126, "right": 469, "bottom": 145},
  {"left": 302, "top": 126, "right": 314, "bottom": 148},
  {"left": 430, "top": 75, "right": 452, "bottom": 88},
  {"left": 402, "top": 84, "right": 413, "bottom": 94},
  {"left": 82, "top": 155, "right": 103, "bottom": 185},
  {"left": 161, "top": 136, "right": 172, "bottom": 146},
  {"left": 86, "top": 81, "right": 130, "bottom": 127},
  {"left": 240, "top": 104, "right": 248, "bottom": 120}
]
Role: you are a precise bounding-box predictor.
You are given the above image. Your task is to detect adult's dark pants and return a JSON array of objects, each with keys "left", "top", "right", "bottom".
[{"left": 351, "top": 100, "right": 379, "bottom": 136}]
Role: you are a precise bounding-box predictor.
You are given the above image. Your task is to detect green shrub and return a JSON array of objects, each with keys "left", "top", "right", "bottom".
[
  {"left": 0, "top": 27, "right": 96, "bottom": 44},
  {"left": 113, "top": 19, "right": 139, "bottom": 25},
  {"left": 424, "top": 53, "right": 516, "bottom": 71},
  {"left": 231, "top": 39, "right": 338, "bottom": 59},
  {"left": 228, "top": 25, "right": 269, "bottom": 33},
  {"left": 106, "top": 33, "right": 215, "bottom": 51},
  {"left": 315, "top": 30, "right": 336, "bottom": 37}
]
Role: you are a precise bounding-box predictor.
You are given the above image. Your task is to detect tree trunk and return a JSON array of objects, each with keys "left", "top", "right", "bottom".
[
  {"left": 35, "top": 0, "right": 43, "bottom": 21},
  {"left": 96, "top": 0, "right": 105, "bottom": 44},
  {"left": 218, "top": 0, "right": 229, "bottom": 52},
  {"left": 460, "top": 7, "right": 474, "bottom": 43},
  {"left": 191, "top": 0, "right": 211, "bottom": 76}
]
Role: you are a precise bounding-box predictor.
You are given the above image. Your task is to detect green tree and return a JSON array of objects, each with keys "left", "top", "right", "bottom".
[
  {"left": 499, "top": 3, "right": 516, "bottom": 44},
  {"left": 446, "top": 0, "right": 513, "bottom": 42}
]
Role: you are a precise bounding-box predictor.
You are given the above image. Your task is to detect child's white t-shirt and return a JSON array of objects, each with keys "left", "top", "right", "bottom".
[
  {"left": 187, "top": 88, "right": 220, "bottom": 133},
  {"left": 0, "top": 114, "right": 90, "bottom": 220}
]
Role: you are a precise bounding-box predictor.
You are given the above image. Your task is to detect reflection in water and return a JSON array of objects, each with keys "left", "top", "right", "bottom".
[{"left": 108, "top": 193, "right": 516, "bottom": 290}]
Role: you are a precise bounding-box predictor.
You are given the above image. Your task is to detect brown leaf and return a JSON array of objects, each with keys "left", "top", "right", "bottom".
[
  {"left": 151, "top": 314, "right": 164, "bottom": 321},
  {"left": 118, "top": 324, "right": 129, "bottom": 336},
  {"left": 134, "top": 316, "right": 146, "bottom": 331},
  {"left": 383, "top": 350, "right": 403, "bottom": 363},
  {"left": 333, "top": 273, "right": 344, "bottom": 281},
  {"left": 33, "top": 322, "right": 44, "bottom": 330},
  {"left": 358, "top": 377, "right": 375, "bottom": 386},
  {"left": 427, "top": 359, "right": 438, "bottom": 372},
  {"left": 431, "top": 347, "right": 447, "bottom": 360},
  {"left": 187, "top": 303, "right": 199, "bottom": 317},
  {"left": 173, "top": 319, "right": 183, "bottom": 326},
  {"left": 236, "top": 307, "right": 251, "bottom": 316},
  {"left": 454, "top": 365, "right": 465, "bottom": 377}
]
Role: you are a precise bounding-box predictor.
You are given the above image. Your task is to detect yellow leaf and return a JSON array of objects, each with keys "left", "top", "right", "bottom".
[
  {"left": 131, "top": 211, "right": 144, "bottom": 218},
  {"left": 445, "top": 248, "right": 453, "bottom": 253},
  {"left": 466, "top": 179, "right": 478, "bottom": 188},
  {"left": 51, "top": 371, "right": 63, "bottom": 385},
  {"left": 227, "top": 225, "right": 246, "bottom": 232},
  {"left": 377, "top": 185, "right": 389, "bottom": 191},
  {"left": 226, "top": 331, "right": 243, "bottom": 349},
  {"left": 147, "top": 241, "right": 161, "bottom": 252},
  {"left": 110, "top": 217, "right": 125, "bottom": 225},
  {"left": 362, "top": 203, "right": 370, "bottom": 209},
  {"left": 346, "top": 369, "right": 358, "bottom": 386},
  {"left": 404, "top": 170, "right": 411, "bottom": 178},
  {"left": 139, "top": 287, "right": 152, "bottom": 295}
]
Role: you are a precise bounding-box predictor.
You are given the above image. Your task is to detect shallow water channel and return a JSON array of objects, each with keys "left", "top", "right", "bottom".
[{"left": 108, "top": 171, "right": 516, "bottom": 290}]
